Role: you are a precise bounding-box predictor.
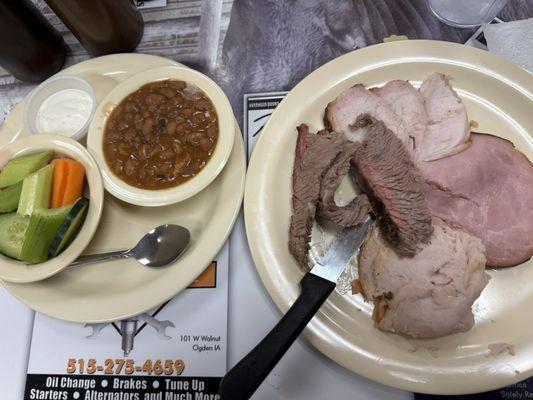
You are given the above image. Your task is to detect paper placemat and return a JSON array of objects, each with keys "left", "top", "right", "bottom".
[{"left": 0, "top": 243, "right": 228, "bottom": 400}]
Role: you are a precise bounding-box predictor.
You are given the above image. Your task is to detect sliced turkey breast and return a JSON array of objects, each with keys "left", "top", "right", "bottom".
[
  {"left": 372, "top": 80, "right": 427, "bottom": 153},
  {"left": 417, "top": 73, "right": 470, "bottom": 161},
  {"left": 358, "top": 223, "right": 489, "bottom": 338},
  {"left": 324, "top": 84, "right": 410, "bottom": 148}
]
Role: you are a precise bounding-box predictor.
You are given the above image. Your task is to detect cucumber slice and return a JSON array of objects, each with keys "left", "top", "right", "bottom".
[
  {"left": 49, "top": 197, "right": 89, "bottom": 257},
  {"left": 20, "top": 204, "right": 72, "bottom": 264},
  {"left": 0, "top": 151, "right": 54, "bottom": 188},
  {"left": 17, "top": 164, "right": 55, "bottom": 216},
  {"left": 0, "top": 182, "right": 23, "bottom": 213},
  {"left": 0, "top": 213, "right": 29, "bottom": 260}
]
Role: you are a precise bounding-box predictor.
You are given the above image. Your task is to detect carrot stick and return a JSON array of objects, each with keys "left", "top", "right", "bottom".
[
  {"left": 61, "top": 159, "right": 85, "bottom": 206},
  {"left": 50, "top": 158, "right": 85, "bottom": 207},
  {"left": 51, "top": 159, "right": 68, "bottom": 208}
]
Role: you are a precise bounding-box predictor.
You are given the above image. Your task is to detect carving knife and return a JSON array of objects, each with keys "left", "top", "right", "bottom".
[{"left": 219, "top": 214, "right": 374, "bottom": 400}]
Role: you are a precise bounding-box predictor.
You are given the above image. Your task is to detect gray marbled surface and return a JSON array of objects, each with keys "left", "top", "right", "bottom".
[
  {"left": 216, "top": 0, "right": 532, "bottom": 124},
  {"left": 1, "top": 0, "right": 531, "bottom": 126}
]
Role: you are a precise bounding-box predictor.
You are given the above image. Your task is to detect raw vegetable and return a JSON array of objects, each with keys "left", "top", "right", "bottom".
[
  {"left": 17, "top": 164, "right": 55, "bottom": 216},
  {"left": 62, "top": 160, "right": 85, "bottom": 206},
  {"left": 51, "top": 159, "right": 68, "bottom": 208},
  {"left": 0, "top": 181, "right": 23, "bottom": 213},
  {"left": 51, "top": 158, "right": 85, "bottom": 207},
  {"left": 0, "top": 213, "right": 29, "bottom": 260},
  {"left": 0, "top": 151, "right": 54, "bottom": 188},
  {"left": 49, "top": 197, "right": 89, "bottom": 256},
  {"left": 19, "top": 204, "right": 72, "bottom": 264}
]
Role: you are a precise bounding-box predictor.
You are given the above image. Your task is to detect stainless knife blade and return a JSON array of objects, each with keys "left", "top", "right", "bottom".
[{"left": 310, "top": 213, "right": 374, "bottom": 283}]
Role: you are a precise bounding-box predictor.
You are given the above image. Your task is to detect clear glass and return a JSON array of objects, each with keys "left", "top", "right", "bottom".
[{"left": 426, "top": 0, "right": 509, "bottom": 28}]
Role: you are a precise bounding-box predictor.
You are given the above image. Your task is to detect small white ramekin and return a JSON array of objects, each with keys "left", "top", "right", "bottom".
[{"left": 23, "top": 75, "right": 96, "bottom": 141}]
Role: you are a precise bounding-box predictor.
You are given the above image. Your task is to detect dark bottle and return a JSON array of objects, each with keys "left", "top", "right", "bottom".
[
  {"left": 43, "top": 0, "right": 144, "bottom": 56},
  {"left": 0, "top": 0, "right": 67, "bottom": 83}
]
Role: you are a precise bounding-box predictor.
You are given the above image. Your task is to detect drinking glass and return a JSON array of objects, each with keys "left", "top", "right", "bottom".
[{"left": 426, "top": 0, "right": 509, "bottom": 28}]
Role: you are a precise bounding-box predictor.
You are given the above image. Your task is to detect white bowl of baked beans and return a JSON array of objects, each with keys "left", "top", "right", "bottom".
[{"left": 87, "top": 66, "right": 235, "bottom": 206}]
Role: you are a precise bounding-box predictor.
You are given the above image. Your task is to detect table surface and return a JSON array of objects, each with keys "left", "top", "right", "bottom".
[{"left": 1, "top": 1, "right": 532, "bottom": 399}]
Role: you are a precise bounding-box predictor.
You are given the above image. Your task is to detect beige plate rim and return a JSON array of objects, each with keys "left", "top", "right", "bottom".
[
  {"left": 0, "top": 53, "right": 246, "bottom": 323},
  {"left": 244, "top": 40, "right": 533, "bottom": 395}
]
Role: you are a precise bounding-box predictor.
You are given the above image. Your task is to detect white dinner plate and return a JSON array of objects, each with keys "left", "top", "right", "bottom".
[
  {"left": 244, "top": 40, "right": 533, "bottom": 395},
  {"left": 0, "top": 54, "right": 246, "bottom": 323}
]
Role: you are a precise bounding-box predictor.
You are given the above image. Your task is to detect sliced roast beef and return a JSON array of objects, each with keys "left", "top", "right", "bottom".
[
  {"left": 417, "top": 73, "right": 470, "bottom": 161},
  {"left": 372, "top": 80, "right": 427, "bottom": 153},
  {"left": 289, "top": 124, "right": 346, "bottom": 270},
  {"left": 421, "top": 132, "right": 533, "bottom": 267},
  {"left": 358, "top": 223, "right": 489, "bottom": 338},
  {"left": 317, "top": 148, "right": 371, "bottom": 227},
  {"left": 292, "top": 124, "right": 317, "bottom": 208},
  {"left": 324, "top": 84, "right": 411, "bottom": 149},
  {"left": 351, "top": 115, "right": 432, "bottom": 256}
]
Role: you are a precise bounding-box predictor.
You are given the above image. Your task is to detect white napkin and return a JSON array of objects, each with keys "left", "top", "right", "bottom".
[{"left": 483, "top": 18, "right": 533, "bottom": 72}]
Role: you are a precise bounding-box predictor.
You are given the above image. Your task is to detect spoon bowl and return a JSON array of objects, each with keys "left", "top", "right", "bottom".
[
  {"left": 131, "top": 224, "right": 191, "bottom": 267},
  {"left": 69, "top": 224, "right": 191, "bottom": 268}
]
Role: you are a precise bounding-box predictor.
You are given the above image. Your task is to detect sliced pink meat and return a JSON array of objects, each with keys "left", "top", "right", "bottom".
[
  {"left": 324, "top": 84, "right": 410, "bottom": 149},
  {"left": 421, "top": 132, "right": 533, "bottom": 268},
  {"left": 358, "top": 223, "right": 489, "bottom": 338},
  {"left": 418, "top": 73, "right": 470, "bottom": 161},
  {"left": 372, "top": 80, "right": 427, "bottom": 153}
]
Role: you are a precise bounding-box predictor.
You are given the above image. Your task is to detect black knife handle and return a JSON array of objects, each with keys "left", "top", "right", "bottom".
[{"left": 219, "top": 273, "right": 335, "bottom": 400}]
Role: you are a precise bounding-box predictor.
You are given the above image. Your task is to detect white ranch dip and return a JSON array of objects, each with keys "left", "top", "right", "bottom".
[{"left": 36, "top": 88, "right": 93, "bottom": 137}]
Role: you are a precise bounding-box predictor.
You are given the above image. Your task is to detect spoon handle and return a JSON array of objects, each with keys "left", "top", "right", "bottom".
[{"left": 69, "top": 250, "right": 131, "bottom": 267}]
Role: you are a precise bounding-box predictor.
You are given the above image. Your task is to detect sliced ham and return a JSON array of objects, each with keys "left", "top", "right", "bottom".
[
  {"left": 358, "top": 223, "right": 489, "bottom": 338},
  {"left": 324, "top": 84, "right": 410, "bottom": 149},
  {"left": 421, "top": 132, "right": 533, "bottom": 268},
  {"left": 372, "top": 80, "right": 427, "bottom": 153},
  {"left": 417, "top": 73, "right": 470, "bottom": 161}
]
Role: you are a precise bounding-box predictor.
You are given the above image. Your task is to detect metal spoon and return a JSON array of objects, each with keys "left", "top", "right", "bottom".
[{"left": 69, "top": 224, "right": 190, "bottom": 268}]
